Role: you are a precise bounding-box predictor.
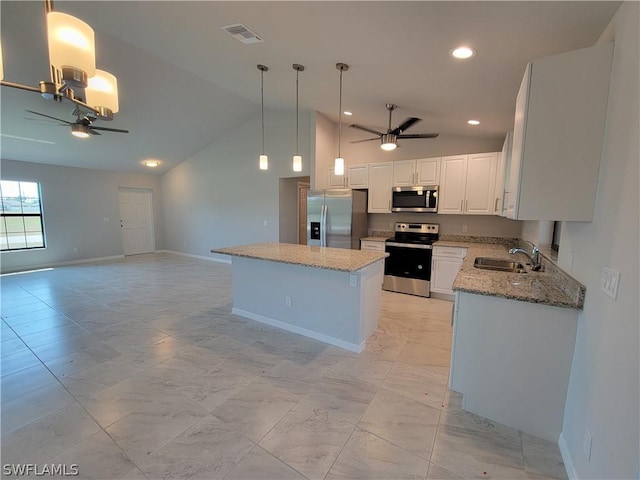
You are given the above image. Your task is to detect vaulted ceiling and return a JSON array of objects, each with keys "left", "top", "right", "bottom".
[{"left": 0, "top": 1, "right": 620, "bottom": 174}]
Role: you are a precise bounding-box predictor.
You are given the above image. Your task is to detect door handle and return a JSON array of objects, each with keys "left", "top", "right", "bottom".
[
  {"left": 494, "top": 197, "right": 500, "bottom": 212},
  {"left": 460, "top": 199, "right": 464, "bottom": 212}
]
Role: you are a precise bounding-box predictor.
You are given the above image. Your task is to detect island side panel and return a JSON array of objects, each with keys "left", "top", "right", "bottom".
[
  {"left": 229, "top": 257, "right": 384, "bottom": 352},
  {"left": 358, "top": 260, "right": 384, "bottom": 341},
  {"left": 452, "top": 291, "right": 578, "bottom": 442}
]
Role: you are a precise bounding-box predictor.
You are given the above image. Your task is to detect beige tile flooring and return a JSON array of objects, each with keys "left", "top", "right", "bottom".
[{"left": 1, "top": 253, "right": 568, "bottom": 479}]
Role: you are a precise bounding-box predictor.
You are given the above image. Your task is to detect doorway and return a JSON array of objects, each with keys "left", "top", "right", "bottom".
[{"left": 118, "top": 187, "right": 155, "bottom": 256}]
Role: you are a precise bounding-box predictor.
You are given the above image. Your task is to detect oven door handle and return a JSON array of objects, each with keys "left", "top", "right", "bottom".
[{"left": 386, "top": 242, "right": 433, "bottom": 250}]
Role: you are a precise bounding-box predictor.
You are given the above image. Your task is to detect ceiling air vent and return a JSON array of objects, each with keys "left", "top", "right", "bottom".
[{"left": 221, "top": 23, "right": 265, "bottom": 44}]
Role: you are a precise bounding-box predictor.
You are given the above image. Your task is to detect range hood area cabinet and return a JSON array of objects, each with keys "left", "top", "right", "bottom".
[
  {"left": 504, "top": 43, "right": 613, "bottom": 221},
  {"left": 392, "top": 158, "right": 441, "bottom": 187}
]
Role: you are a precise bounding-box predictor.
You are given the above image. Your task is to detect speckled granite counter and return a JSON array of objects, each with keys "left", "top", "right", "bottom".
[
  {"left": 434, "top": 240, "right": 584, "bottom": 310},
  {"left": 212, "top": 242, "right": 388, "bottom": 273}
]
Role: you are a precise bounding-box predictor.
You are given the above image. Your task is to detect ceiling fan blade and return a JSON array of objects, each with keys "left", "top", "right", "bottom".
[
  {"left": 24, "top": 117, "right": 67, "bottom": 126},
  {"left": 88, "top": 129, "right": 102, "bottom": 135},
  {"left": 391, "top": 117, "right": 421, "bottom": 135},
  {"left": 397, "top": 133, "right": 439, "bottom": 139},
  {"left": 349, "top": 124, "right": 384, "bottom": 136},
  {"left": 90, "top": 126, "right": 130, "bottom": 134},
  {"left": 26, "top": 110, "right": 72, "bottom": 125},
  {"left": 349, "top": 137, "right": 380, "bottom": 144}
]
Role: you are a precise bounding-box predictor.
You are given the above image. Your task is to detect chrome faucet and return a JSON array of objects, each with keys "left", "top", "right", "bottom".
[{"left": 509, "top": 246, "right": 543, "bottom": 271}]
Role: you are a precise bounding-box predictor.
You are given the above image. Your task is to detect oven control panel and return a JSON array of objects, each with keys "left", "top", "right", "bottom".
[{"left": 394, "top": 223, "right": 439, "bottom": 234}]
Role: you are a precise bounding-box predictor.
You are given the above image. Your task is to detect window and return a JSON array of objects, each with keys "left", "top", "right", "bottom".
[{"left": 1, "top": 180, "right": 46, "bottom": 251}]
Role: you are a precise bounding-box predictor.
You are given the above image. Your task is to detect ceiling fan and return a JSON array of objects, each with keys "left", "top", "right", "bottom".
[
  {"left": 350, "top": 104, "right": 438, "bottom": 151},
  {"left": 26, "top": 109, "right": 129, "bottom": 138}
]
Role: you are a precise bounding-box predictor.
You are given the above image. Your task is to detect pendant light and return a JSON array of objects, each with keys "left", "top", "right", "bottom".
[
  {"left": 334, "top": 63, "right": 349, "bottom": 176},
  {"left": 292, "top": 64, "right": 305, "bottom": 172},
  {"left": 257, "top": 65, "right": 269, "bottom": 170}
]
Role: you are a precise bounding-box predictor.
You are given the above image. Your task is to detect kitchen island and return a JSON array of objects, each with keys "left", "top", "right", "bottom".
[{"left": 211, "top": 243, "right": 388, "bottom": 352}]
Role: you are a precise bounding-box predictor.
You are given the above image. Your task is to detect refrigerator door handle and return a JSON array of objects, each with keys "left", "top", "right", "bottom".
[{"left": 321, "top": 204, "right": 328, "bottom": 247}]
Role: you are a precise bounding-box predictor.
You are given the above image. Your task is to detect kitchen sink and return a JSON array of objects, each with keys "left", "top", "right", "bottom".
[{"left": 473, "top": 257, "right": 527, "bottom": 273}]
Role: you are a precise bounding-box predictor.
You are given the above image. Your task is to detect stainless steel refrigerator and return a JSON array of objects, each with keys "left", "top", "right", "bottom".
[{"left": 307, "top": 189, "right": 368, "bottom": 250}]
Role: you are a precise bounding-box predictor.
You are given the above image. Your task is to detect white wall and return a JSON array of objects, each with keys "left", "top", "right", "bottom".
[
  {"left": 558, "top": 3, "right": 639, "bottom": 479},
  {"left": 0, "top": 159, "right": 163, "bottom": 273},
  {"left": 161, "top": 109, "right": 313, "bottom": 259}
]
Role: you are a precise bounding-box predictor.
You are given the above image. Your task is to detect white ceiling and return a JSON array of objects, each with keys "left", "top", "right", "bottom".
[{"left": 0, "top": 1, "right": 620, "bottom": 175}]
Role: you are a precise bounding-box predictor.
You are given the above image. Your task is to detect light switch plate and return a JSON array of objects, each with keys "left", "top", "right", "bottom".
[{"left": 601, "top": 266, "right": 620, "bottom": 300}]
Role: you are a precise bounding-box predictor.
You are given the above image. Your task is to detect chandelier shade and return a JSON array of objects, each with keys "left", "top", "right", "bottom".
[
  {"left": 85, "top": 69, "right": 119, "bottom": 114},
  {"left": 47, "top": 11, "right": 96, "bottom": 84}
]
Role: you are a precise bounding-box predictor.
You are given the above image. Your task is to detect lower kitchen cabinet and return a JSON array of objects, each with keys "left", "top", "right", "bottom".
[
  {"left": 431, "top": 246, "right": 467, "bottom": 295},
  {"left": 450, "top": 291, "right": 578, "bottom": 442},
  {"left": 360, "top": 239, "right": 386, "bottom": 251}
]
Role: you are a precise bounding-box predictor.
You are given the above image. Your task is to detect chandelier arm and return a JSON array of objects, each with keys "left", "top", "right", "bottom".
[{"left": 0, "top": 81, "right": 42, "bottom": 94}]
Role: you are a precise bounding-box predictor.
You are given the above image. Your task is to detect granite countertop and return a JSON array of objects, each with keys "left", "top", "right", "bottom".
[
  {"left": 211, "top": 242, "right": 388, "bottom": 273},
  {"left": 450, "top": 242, "right": 583, "bottom": 310}
]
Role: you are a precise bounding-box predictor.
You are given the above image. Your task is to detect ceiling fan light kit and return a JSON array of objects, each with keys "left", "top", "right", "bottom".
[
  {"left": 380, "top": 133, "right": 398, "bottom": 151},
  {"left": 1, "top": 0, "right": 125, "bottom": 136}
]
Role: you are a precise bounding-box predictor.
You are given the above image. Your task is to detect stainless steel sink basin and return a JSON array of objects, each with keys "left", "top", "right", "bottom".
[{"left": 473, "top": 257, "right": 527, "bottom": 273}]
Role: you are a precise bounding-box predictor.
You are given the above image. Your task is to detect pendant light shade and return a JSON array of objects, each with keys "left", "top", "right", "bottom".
[
  {"left": 85, "top": 69, "right": 119, "bottom": 114},
  {"left": 293, "top": 64, "right": 304, "bottom": 172},
  {"left": 257, "top": 65, "right": 269, "bottom": 170},
  {"left": 334, "top": 63, "right": 349, "bottom": 175},
  {"left": 47, "top": 11, "right": 96, "bottom": 87}
]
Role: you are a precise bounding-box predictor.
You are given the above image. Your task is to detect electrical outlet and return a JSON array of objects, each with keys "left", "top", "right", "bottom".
[
  {"left": 103, "top": 217, "right": 109, "bottom": 222},
  {"left": 349, "top": 274, "right": 358, "bottom": 287},
  {"left": 389, "top": 222, "right": 394, "bottom": 229},
  {"left": 601, "top": 267, "right": 620, "bottom": 300},
  {"left": 462, "top": 225, "right": 468, "bottom": 233},
  {"left": 263, "top": 220, "right": 269, "bottom": 227},
  {"left": 73, "top": 247, "right": 78, "bottom": 253},
  {"left": 285, "top": 296, "right": 292, "bottom": 307},
  {"left": 583, "top": 428, "right": 593, "bottom": 460}
]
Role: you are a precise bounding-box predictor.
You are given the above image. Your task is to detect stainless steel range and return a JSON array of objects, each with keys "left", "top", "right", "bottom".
[{"left": 382, "top": 222, "right": 439, "bottom": 297}]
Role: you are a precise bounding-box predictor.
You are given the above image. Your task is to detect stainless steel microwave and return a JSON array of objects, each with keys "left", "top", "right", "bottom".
[{"left": 391, "top": 185, "right": 439, "bottom": 212}]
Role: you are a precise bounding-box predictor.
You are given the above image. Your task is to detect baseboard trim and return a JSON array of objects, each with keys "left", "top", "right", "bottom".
[
  {"left": 232, "top": 307, "right": 365, "bottom": 353},
  {"left": 158, "top": 250, "right": 231, "bottom": 264},
  {"left": 1, "top": 255, "right": 125, "bottom": 275},
  {"left": 558, "top": 432, "right": 578, "bottom": 480}
]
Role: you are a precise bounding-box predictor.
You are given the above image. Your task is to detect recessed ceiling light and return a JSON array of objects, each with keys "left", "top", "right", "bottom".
[
  {"left": 144, "top": 159, "right": 159, "bottom": 167},
  {"left": 451, "top": 46, "right": 476, "bottom": 59},
  {"left": 343, "top": 111, "right": 353, "bottom": 116},
  {"left": 467, "top": 120, "right": 480, "bottom": 126}
]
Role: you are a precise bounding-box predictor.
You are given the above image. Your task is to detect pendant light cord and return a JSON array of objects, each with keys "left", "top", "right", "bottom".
[
  {"left": 337, "top": 68, "right": 343, "bottom": 158},
  {"left": 295, "top": 69, "right": 299, "bottom": 156},
  {"left": 261, "top": 69, "right": 265, "bottom": 155}
]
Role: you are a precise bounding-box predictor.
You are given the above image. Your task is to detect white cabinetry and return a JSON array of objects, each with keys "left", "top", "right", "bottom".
[
  {"left": 431, "top": 246, "right": 467, "bottom": 295},
  {"left": 392, "top": 158, "right": 440, "bottom": 187},
  {"left": 347, "top": 164, "right": 369, "bottom": 188},
  {"left": 327, "top": 167, "right": 347, "bottom": 188},
  {"left": 360, "top": 239, "right": 386, "bottom": 252},
  {"left": 505, "top": 43, "right": 613, "bottom": 221},
  {"left": 368, "top": 162, "right": 393, "bottom": 213},
  {"left": 439, "top": 153, "right": 497, "bottom": 215},
  {"left": 495, "top": 132, "right": 512, "bottom": 216},
  {"left": 450, "top": 291, "right": 578, "bottom": 441},
  {"left": 327, "top": 164, "right": 370, "bottom": 189}
]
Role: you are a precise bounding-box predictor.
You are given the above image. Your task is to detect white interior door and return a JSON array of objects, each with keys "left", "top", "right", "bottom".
[{"left": 118, "top": 188, "right": 154, "bottom": 256}]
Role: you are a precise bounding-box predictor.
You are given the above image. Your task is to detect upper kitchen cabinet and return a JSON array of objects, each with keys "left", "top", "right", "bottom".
[
  {"left": 439, "top": 153, "right": 498, "bottom": 215},
  {"left": 392, "top": 158, "right": 441, "bottom": 187},
  {"left": 504, "top": 43, "right": 613, "bottom": 221},
  {"left": 347, "top": 164, "right": 369, "bottom": 189},
  {"left": 327, "top": 164, "right": 369, "bottom": 189},
  {"left": 368, "top": 162, "right": 393, "bottom": 213}
]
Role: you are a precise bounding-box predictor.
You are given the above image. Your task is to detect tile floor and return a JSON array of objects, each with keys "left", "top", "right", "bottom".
[{"left": 0, "top": 253, "right": 568, "bottom": 479}]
